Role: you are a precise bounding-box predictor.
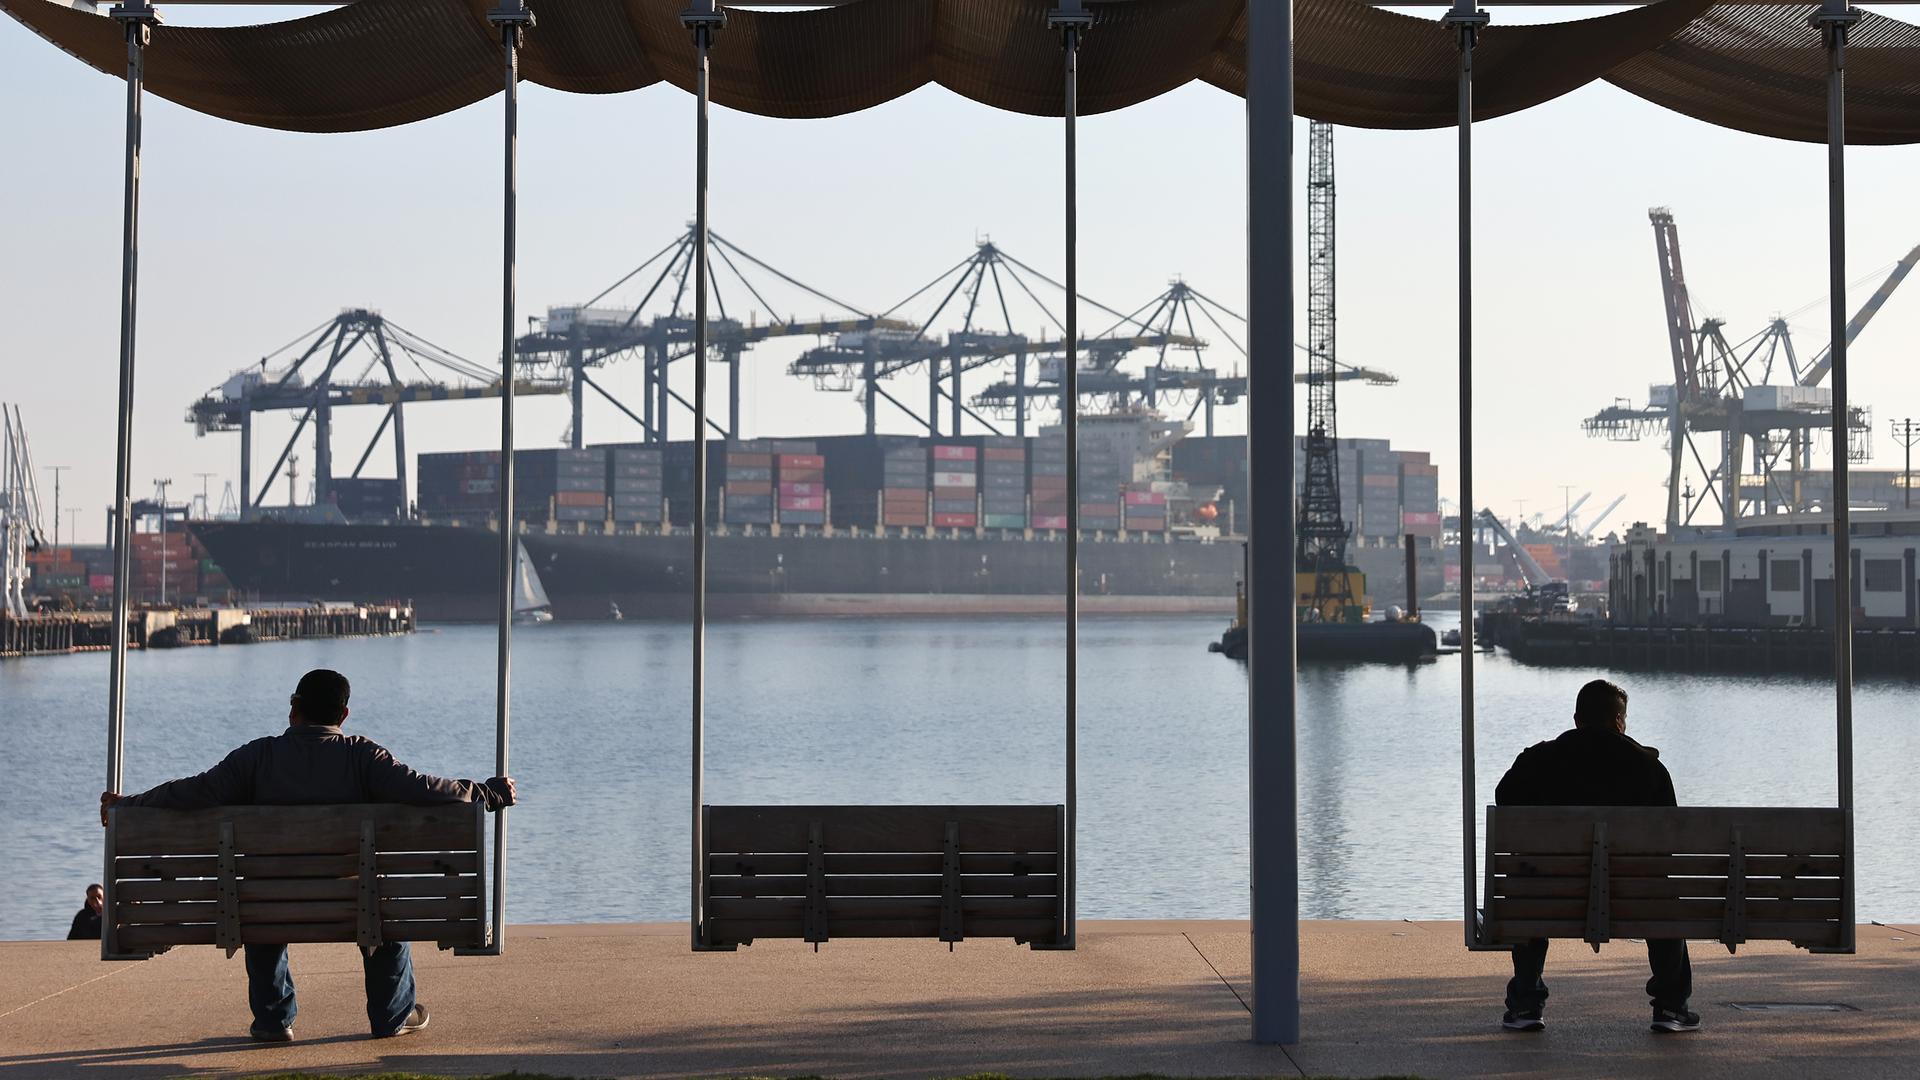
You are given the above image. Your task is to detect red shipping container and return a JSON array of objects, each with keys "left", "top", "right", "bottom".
[
  {"left": 554, "top": 491, "right": 606, "bottom": 507},
  {"left": 931, "top": 445, "right": 977, "bottom": 461},
  {"left": 726, "top": 452, "right": 773, "bottom": 468},
  {"left": 983, "top": 448, "right": 1026, "bottom": 462},
  {"left": 1031, "top": 476, "right": 1069, "bottom": 490},
  {"left": 727, "top": 480, "right": 773, "bottom": 496},
  {"left": 932, "top": 471, "right": 976, "bottom": 488},
  {"left": 1032, "top": 515, "right": 1069, "bottom": 529},
  {"left": 1403, "top": 511, "right": 1442, "bottom": 527},
  {"left": 88, "top": 574, "right": 114, "bottom": 590},
  {"left": 933, "top": 513, "right": 978, "bottom": 527},
  {"left": 779, "top": 482, "right": 823, "bottom": 497},
  {"left": 777, "top": 454, "right": 825, "bottom": 469},
  {"left": 1123, "top": 491, "right": 1167, "bottom": 506},
  {"left": 779, "top": 496, "right": 825, "bottom": 511},
  {"left": 778, "top": 467, "right": 825, "bottom": 484},
  {"left": 882, "top": 488, "right": 929, "bottom": 502},
  {"left": 1080, "top": 502, "right": 1121, "bottom": 515}
]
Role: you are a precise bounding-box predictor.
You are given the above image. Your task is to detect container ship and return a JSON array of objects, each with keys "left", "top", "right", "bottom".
[{"left": 185, "top": 419, "right": 1446, "bottom": 621}]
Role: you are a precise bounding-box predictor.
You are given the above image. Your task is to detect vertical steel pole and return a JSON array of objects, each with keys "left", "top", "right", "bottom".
[
  {"left": 1049, "top": 2, "right": 1089, "bottom": 950},
  {"left": 684, "top": 0, "right": 724, "bottom": 950},
  {"left": 1815, "top": 0, "right": 1859, "bottom": 944},
  {"left": 1247, "top": 0, "right": 1300, "bottom": 1044},
  {"left": 1446, "top": 0, "right": 1489, "bottom": 948},
  {"left": 102, "top": 0, "right": 156, "bottom": 962},
  {"left": 481, "top": 0, "right": 533, "bottom": 956}
]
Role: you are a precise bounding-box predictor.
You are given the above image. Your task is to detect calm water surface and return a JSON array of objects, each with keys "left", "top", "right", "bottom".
[{"left": 4, "top": 613, "right": 1916, "bottom": 939}]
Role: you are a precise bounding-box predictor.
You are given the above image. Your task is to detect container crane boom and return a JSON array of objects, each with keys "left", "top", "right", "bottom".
[
  {"left": 1476, "top": 508, "right": 1556, "bottom": 588},
  {"left": 1798, "top": 243, "right": 1920, "bottom": 387},
  {"left": 1581, "top": 494, "right": 1628, "bottom": 539}
]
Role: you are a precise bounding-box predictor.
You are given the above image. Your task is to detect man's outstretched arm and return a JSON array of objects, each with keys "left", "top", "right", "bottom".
[
  {"left": 100, "top": 742, "right": 261, "bottom": 824},
  {"left": 362, "top": 745, "right": 516, "bottom": 810}
]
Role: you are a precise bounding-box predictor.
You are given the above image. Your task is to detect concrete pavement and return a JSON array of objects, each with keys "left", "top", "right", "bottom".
[{"left": 2, "top": 920, "right": 1915, "bottom": 1079}]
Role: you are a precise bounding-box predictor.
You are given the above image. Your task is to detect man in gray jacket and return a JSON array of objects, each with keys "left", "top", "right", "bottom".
[{"left": 100, "top": 668, "right": 517, "bottom": 1043}]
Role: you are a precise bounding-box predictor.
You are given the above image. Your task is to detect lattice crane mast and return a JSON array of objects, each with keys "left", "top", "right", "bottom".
[{"left": 1296, "top": 120, "right": 1364, "bottom": 622}]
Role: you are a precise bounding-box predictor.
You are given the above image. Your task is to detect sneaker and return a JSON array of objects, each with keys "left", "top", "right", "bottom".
[
  {"left": 249, "top": 1023, "right": 294, "bottom": 1043},
  {"left": 1502, "top": 1010, "right": 1546, "bottom": 1032},
  {"left": 1651, "top": 1008, "right": 1702, "bottom": 1033},
  {"left": 379, "top": 1003, "right": 430, "bottom": 1038}
]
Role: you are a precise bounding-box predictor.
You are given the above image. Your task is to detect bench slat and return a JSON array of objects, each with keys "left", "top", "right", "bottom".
[
  {"left": 1493, "top": 897, "right": 1840, "bottom": 922},
  {"left": 707, "top": 852, "right": 1060, "bottom": 876},
  {"left": 1489, "top": 807, "right": 1844, "bottom": 857},
  {"left": 708, "top": 896, "right": 1057, "bottom": 920},
  {"left": 706, "top": 917, "right": 1058, "bottom": 943},
  {"left": 379, "top": 897, "right": 483, "bottom": 920},
  {"left": 1494, "top": 854, "right": 1842, "bottom": 879},
  {"left": 1494, "top": 875, "right": 1844, "bottom": 901},
  {"left": 707, "top": 874, "right": 1061, "bottom": 898},
  {"left": 706, "top": 805, "right": 1060, "bottom": 854},
  {"left": 1487, "top": 918, "right": 1843, "bottom": 946},
  {"left": 112, "top": 804, "right": 482, "bottom": 857}
]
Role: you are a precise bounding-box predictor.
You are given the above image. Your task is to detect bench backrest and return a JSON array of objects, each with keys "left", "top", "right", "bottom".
[
  {"left": 1481, "top": 805, "right": 1850, "bottom": 953},
  {"left": 701, "top": 804, "right": 1064, "bottom": 948},
  {"left": 105, "top": 803, "right": 488, "bottom": 959}
]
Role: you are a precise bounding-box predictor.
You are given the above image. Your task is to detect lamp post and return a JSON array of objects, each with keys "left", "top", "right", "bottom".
[
  {"left": 1892, "top": 418, "right": 1919, "bottom": 510},
  {"left": 44, "top": 466, "right": 69, "bottom": 548},
  {"left": 154, "top": 477, "right": 172, "bottom": 605}
]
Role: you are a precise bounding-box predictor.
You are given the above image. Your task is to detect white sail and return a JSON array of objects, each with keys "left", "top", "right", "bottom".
[{"left": 514, "top": 543, "right": 550, "bottom": 613}]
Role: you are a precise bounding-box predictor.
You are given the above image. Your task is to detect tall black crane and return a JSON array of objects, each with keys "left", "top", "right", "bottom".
[{"left": 1296, "top": 120, "right": 1361, "bottom": 620}]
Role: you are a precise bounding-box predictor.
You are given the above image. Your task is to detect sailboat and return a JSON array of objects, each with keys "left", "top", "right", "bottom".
[{"left": 514, "top": 542, "right": 554, "bottom": 624}]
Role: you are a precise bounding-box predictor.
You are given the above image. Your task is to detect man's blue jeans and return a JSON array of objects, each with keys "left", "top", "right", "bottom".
[{"left": 244, "top": 942, "right": 416, "bottom": 1035}]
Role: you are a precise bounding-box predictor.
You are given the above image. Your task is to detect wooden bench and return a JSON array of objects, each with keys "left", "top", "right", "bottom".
[
  {"left": 103, "top": 803, "right": 489, "bottom": 959},
  {"left": 700, "top": 804, "right": 1067, "bottom": 949},
  {"left": 1476, "top": 805, "right": 1851, "bottom": 954}
]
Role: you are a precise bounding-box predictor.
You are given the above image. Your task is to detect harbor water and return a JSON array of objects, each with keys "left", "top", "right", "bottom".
[{"left": 4, "top": 612, "right": 1916, "bottom": 940}]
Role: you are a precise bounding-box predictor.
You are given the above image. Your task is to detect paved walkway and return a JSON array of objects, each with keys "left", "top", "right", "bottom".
[{"left": 2, "top": 920, "right": 1916, "bottom": 1079}]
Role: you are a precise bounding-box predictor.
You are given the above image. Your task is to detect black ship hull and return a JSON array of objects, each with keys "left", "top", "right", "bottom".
[{"left": 192, "top": 521, "right": 1242, "bottom": 621}]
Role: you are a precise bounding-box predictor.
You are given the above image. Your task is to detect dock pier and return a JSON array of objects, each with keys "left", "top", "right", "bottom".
[
  {"left": 0, "top": 604, "right": 414, "bottom": 659},
  {"left": 1481, "top": 610, "right": 1920, "bottom": 676}
]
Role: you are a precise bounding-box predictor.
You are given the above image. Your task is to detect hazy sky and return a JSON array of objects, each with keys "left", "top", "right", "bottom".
[{"left": 5, "top": 5, "right": 1920, "bottom": 543}]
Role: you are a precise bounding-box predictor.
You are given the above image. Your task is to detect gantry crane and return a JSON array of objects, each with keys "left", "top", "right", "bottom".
[
  {"left": 187, "top": 309, "right": 565, "bottom": 516},
  {"left": 513, "top": 226, "right": 914, "bottom": 445},
  {"left": 2, "top": 404, "right": 46, "bottom": 617},
  {"left": 788, "top": 240, "right": 1203, "bottom": 438},
  {"left": 970, "top": 276, "right": 1396, "bottom": 435},
  {"left": 1584, "top": 209, "right": 1908, "bottom": 531}
]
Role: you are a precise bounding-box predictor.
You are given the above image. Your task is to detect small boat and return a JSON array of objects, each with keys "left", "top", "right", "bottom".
[
  {"left": 1441, "top": 627, "right": 1461, "bottom": 648},
  {"left": 513, "top": 543, "right": 554, "bottom": 625}
]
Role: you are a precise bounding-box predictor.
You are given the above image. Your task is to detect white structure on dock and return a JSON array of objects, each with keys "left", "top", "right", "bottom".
[{"left": 1, "top": 405, "right": 47, "bottom": 619}]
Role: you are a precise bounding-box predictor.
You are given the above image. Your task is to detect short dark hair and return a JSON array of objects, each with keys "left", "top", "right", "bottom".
[
  {"left": 292, "top": 669, "right": 351, "bottom": 723},
  {"left": 1574, "top": 679, "right": 1628, "bottom": 731}
]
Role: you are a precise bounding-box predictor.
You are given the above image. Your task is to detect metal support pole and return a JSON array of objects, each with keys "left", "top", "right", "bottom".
[
  {"left": 1446, "top": 0, "right": 1489, "bottom": 949},
  {"left": 1014, "top": 350, "right": 1027, "bottom": 438},
  {"left": 102, "top": 0, "right": 158, "bottom": 962},
  {"left": 1049, "top": 1, "right": 1089, "bottom": 952},
  {"left": 480, "top": 0, "right": 533, "bottom": 956},
  {"left": 1246, "top": 0, "right": 1300, "bottom": 1044},
  {"left": 728, "top": 349, "right": 741, "bottom": 439},
  {"left": 684, "top": 0, "right": 725, "bottom": 950},
  {"left": 1814, "top": 0, "right": 1859, "bottom": 945},
  {"left": 569, "top": 342, "right": 585, "bottom": 449}
]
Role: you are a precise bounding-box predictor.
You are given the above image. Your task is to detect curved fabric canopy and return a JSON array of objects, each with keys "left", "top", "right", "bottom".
[
  {"left": 1607, "top": 4, "right": 1920, "bottom": 145},
  {"left": 4, "top": 0, "right": 1920, "bottom": 142}
]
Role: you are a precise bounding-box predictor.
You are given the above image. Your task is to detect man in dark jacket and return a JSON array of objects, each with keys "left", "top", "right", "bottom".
[
  {"left": 99, "top": 669, "right": 517, "bottom": 1044},
  {"left": 67, "top": 884, "right": 103, "bottom": 940},
  {"left": 1494, "top": 678, "right": 1698, "bottom": 1034}
]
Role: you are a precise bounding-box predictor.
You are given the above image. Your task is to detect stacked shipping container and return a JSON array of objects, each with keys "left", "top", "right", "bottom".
[
  {"left": 881, "top": 442, "right": 929, "bottom": 528},
  {"left": 329, "top": 477, "right": 404, "bottom": 520},
  {"left": 1123, "top": 490, "right": 1168, "bottom": 532},
  {"left": 980, "top": 437, "right": 1027, "bottom": 529},
  {"left": 417, "top": 450, "right": 501, "bottom": 519},
  {"left": 778, "top": 452, "right": 827, "bottom": 526},
  {"left": 721, "top": 440, "right": 775, "bottom": 525},
  {"left": 610, "top": 446, "right": 664, "bottom": 525},
  {"left": 1031, "top": 434, "right": 1069, "bottom": 530},
  {"left": 930, "top": 444, "right": 978, "bottom": 529},
  {"left": 1079, "top": 437, "right": 1124, "bottom": 530}
]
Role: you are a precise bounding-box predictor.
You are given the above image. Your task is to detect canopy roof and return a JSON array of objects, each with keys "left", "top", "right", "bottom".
[{"left": 5, "top": 0, "right": 1920, "bottom": 141}]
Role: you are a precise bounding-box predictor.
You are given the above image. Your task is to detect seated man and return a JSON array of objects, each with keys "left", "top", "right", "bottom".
[
  {"left": 99, "top": 668, "right": 517, "bottom": 1044},
  {"left": 67, "top": 884, "right": 104, "bottom": 941},
  {"left": 1494, "top": 678, "right": 1698, "bottom": 1035}
]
